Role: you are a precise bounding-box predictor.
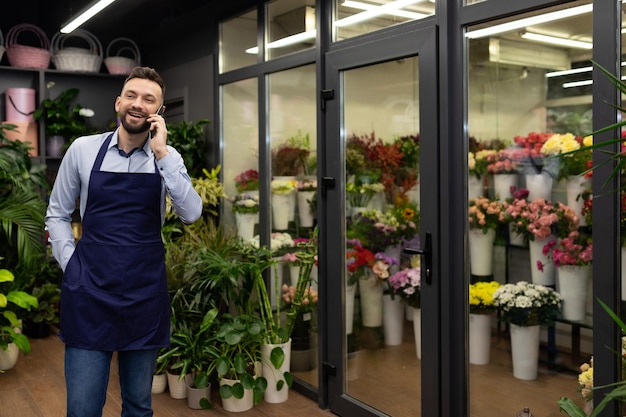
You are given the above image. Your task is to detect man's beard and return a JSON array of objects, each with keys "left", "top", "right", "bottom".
[{"left": 119, "top": 110, "right": 150, "bottom": 134}]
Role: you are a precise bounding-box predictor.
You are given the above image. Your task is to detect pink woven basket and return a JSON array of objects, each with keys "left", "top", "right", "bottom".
[
  {"left": 0, "top": 29, "right": 5, "bottom": 65},
  {"left": 6, "top": 24, "right": 50, "bottom": 69},
  {"left": 104, "top": 38, "right": 140, "bottom": 75}
]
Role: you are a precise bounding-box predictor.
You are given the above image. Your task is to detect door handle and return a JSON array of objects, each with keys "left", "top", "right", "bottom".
[{"left": 403, "top": 231, "right": 432, "bottom": 284}]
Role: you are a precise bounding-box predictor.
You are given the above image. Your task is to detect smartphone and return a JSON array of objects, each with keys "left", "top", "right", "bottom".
[{"left": 156, "top": 103, "right": 164, "bottom": 116}]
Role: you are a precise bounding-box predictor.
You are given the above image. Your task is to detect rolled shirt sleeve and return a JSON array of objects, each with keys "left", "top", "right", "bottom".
[{"left": 155, "top": 148, "right": 203, "bottom": 224}]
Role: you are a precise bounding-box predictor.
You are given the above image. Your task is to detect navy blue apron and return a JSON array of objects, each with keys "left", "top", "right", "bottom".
[{"left": 60, "top": 134, "right": 170, "bottom": 351}]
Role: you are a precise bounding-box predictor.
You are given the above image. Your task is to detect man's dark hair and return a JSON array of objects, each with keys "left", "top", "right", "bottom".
[{"left": 123, "top": 66, "right": 166, "bottom": 96}]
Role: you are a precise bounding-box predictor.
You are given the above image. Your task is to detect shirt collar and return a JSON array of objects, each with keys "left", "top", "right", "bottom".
[{"left": 109, "top": 129, "right": 154, "bottom": 157}]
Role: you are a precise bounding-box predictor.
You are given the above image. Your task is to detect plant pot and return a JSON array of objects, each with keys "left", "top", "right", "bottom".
[
  {"left": 468, "top": 228, "right": 495, "bottom": 277},
  {"left": 166, "top": 371, "right": 187, "bottom": 399},
  {"left": 557, "top": 265, "right": 591, "bottom": 322},
  {"left": 528, "top": 235, "right": 556, "bottom": 286},
  {"left": 261, "top": 338, "right": 291, "bottom": 403},
  {"left": 152, "top": 373, "right": 167, "bottom": 394},
  {"left": 186, "top": 380, "right": 211, "bottom": 409},
  {"left": 510, "top": 323, "right": 540, "bottom": 380},
  {"left": 469, "top": 312, "right": 492, "bottom": 365},
  {"left": 219, "top": 378, "right": 254, "bottom": 412},
  {"left": 0, "top": 343, "right": 20, "bottom": 371},
  {"left": 383, "top": 293, "right": 404, "bottom": 346},
  {"left": 525, "top": 173, "right": 553, "bottom": 201},
  {"left": 492, "top": 173, "right": 518, "bottom": 200}
]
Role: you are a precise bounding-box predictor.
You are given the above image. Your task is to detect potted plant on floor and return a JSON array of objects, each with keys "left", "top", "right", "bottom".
[
  {"left": 248, "top": 228, "right": 318, "bottom": 403},
  {"left": 209, "top": 313, "right": 268, "bottom": 412},
  {"left": 157, "top": 308, "right": 218, "bottom": 408},
  {"left": 0, "top": 267, "right": 38, "bottom": 371}
]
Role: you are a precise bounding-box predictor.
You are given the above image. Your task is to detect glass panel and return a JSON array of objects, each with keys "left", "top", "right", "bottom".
[
  {"left": 267, "top": 64, "right": 318, "bottom": 386},
  {"left": 334, "top": 0, "right": 435, "bottom": 42},
  {"left": 219, "top": 9, "right": 258, "bottom": 73},
  {"left": 267, "top": 0, "right": 317, "bottom": 60},
  {"left": 343, "top": 57, "right": 421, "bottom": 416},
  {"left": 222, "top": 78, "right": 260, "bottom": 239},
  {"left": 466, "top": 2, "right": 593, "bottom": 416}
]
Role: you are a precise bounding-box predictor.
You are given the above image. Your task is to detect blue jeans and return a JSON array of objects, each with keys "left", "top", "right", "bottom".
[{"left": 65, "top": 346, "right": 158, "bottom": 417}]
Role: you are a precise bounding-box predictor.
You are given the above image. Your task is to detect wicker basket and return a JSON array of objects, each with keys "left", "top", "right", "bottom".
[
  {"left": 6, "top": 24, "right": 50, "bottom": 69},
  {"left": 51, "top": 29, "right": 103, "bottom": 73},
  {"left": 104, "top": 37, "right": 140, "bottom": 75}
]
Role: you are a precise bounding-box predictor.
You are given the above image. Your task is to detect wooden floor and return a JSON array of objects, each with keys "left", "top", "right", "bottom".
[{"left": 0, "top": 324, "right": 587, "bottom": 417}]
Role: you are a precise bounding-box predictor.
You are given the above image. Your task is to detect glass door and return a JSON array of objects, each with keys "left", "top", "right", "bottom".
[{"left": 321, "top": 26, "right": 440, "bottom": 416}]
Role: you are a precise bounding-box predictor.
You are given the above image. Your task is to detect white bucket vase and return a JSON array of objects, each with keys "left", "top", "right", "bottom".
[
  {"left": 566, "top": 176, "right": 591, "bottom": 226},
  {"left": 509, "top": 323, "right": 540, "bottom": 380},
  {"left": 525, "top": 173, "right": 553, "bottom": 201},
  {"left": 273, "top": 176, "right": 297, "bottom": 221},
  {"left": 219, "top": 378, "right": 254, "bottom": 412},
  {"left": 383, "top": 294, "right": 404, "bottom": 346},
  {"left": 407, "top": 182, "right": 420, "bottom": 206},
  {"left": 469, "top": 313, "right": 492, "bottom": 365},
  {"left": 0, "top": 343, "right": 20, "bottom": 370},
  {"left": 367, "top": 190, "right": 385, "bottom": 211},
  {"left": 359, "top": 274, "right": 383, "bottom": 327},
  {"left": 493, "top": 173, "right": 518, "bottom": 200},
  {"left": 412, "top": 307, "right": 421, "bottom": 359},
  {"left": 468, "top": 175, "right": 484, "bottom": 200},
  {"left": 557, "top": 265, "right": 591, "bottom": 322},
  {"left": 297, "top": 190, "right": 315, "bottom": 228},
  {"left": 261, "top": 339, "right": 291, "bottom": 403},
  {"left": 151, "top": 373, "right": 167, "bottom": 394},
  {"left": 235, "top": 212, "right": 258, "bottom": 241},
  {"left": 346, "top": 283, "right": 356, "bottom": 334},
  {"left": 271, "top": 193, "right": 292, "bottom": 230},
  {"left": 468, "top": 228, "right": 496, "bottom": 276},
  {"left": 406, "top": 304, "right": 414, "bottom": 321},
  {"left": 508, "top": 224, "right": 526, "bottom": 247},
  {"left": 528, "top": 235, "right": 556, "bottom": 286},
  {"left": 166, "top": 371, "right": 188, "bottom": 399}
]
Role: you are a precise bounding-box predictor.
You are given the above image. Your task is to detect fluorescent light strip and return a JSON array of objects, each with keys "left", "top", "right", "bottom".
[
  {"left": 342, "top": 0, "right": 426, "bottom": 20},
  {"left": 546, "top": 66, "right": 592, "bottom": 77},
  {"left": 563, "top": 79, "right": 593, "bottom": 88},
  {"left": 335, "top": 0, "right": 424, "bottom": 28},
  {"left": 246, "top": 0, "right": 428, "bottom": 54},
  {"left": 61, "top": 0, "right": 117, "bottom": 33},
  {"left": 521, "top": 32, "right": 592, "bottom": 49},
  {"left": 465, "top": 4, "right": 593, "bottom": 39},
  {"left": 245, "top": 29, "right": 317, "bottom": 54},
  {"left": 563, "top": 75, "right": 626, "bottom": 88}
]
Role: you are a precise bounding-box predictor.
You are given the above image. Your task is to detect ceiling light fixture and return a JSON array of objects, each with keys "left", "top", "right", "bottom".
[
  {"left": 245, "top": 29, "right": 318, "bottom": 54},
  {"left": 335, "top": 0, "right": 426, "bottom": 28},
  {"left": 562, "top": 79, "right": 593, "bottom": 88},
  {"left": 342, "top": 0, "right": 426, "bottom": 20},
  {"left": 521, "top": 32, "right": 592, "bottom": 49},
  {"left": 546, "top": 66, "right": 593, "bottom": 77},
  {"left": 465, "top": 4, "right": 593, "bottom": 39},
  {"left": 60, "top": 0, "right": 117, "bottom": 33}
]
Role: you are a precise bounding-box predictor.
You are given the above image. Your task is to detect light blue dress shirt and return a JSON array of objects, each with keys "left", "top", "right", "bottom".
[{"left": 45, "top": 130, "right": 203, "bottom": 270}]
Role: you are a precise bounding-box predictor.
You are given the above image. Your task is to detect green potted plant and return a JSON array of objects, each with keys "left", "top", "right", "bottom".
[
  {"left": 271, "top": 130, "right": 312, "bottom": 176},
  {"left": 157, "top": 308, "right": 218, "bottom": 408},
  {"left": 32, "top": 87, "right": 96, "bottom": 157},
  {"left": 21, "top": 258, "right": 62, "bottom": 339},
  {"left": 0, "top": 128, "right": 47, "bottom": 273},
  {"left": 166, "top": 119, "right": 210, "bottom": 178},
  {"left": 209, "top": 313, "right": 268, "bottom": 412},
  {"left": 0, "top": 267, "right": 38, "bottom": 371}
]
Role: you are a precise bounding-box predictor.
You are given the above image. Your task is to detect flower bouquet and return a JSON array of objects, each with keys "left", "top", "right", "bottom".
[
  {"left": 230, "top": 193, "right": 260, "bottom": 214},
  {"left": 468, "top": 280, "right": 500, "bottom": 365},
  {"left": 492, "top": 281, "right": 561, "bottom": 327},
  {"left": 469, "top": 281, "right": 501, "bottom": 315},
  {"left": 393, "top": 134, "right": 420, "bottom": 169},
  {"left": 387, "top": 258, "right": 421, "bottom": 308},
  {"left": 545, "top": 231, "right": 592, "bottom": 269},
  {"left": 271, "top": 130, "right": 311, "bottom": 176},
  {"left": 469, "top": 149, "right": 497, "bottom": 179},
  {"left": 503, "top": 198, "right": 579, "bottom": 243},
  {"left": 296, "top": 178, "right": 317, "bottom": 192},
  {"left": 346, "top": 181, "right": 385, "bottom": 208},
  {"left": 346, "top": 238, "right": 375, "bottom": 286},
  {"left": 234, "top": 169, "right": 259, "bottom": 192},
  {"left": 487, "top": 148, "right": 524, "bottom": 174},
  {"left": 271, "top": 178, "right": 297, "bottom": 195},
  {"left": 468, "top": 197, "right": 504, "bottom": 276},
  {"left": 541, "top": 134, "right": 593, "bottom": 181},
  {"left": 347, "top": 209, "right": 406, "bottom": 253},
  {"left": 468, "top": 196, "right": 505, "bottom": 233}
]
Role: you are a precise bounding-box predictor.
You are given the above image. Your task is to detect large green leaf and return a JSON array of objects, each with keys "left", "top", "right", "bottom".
[{"left": 270, "top": 346, "right": 285, "bottom": 369}]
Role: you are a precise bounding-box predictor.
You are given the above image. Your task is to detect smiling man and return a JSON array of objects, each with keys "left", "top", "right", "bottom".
[{"left": 45, "top": 66, "right": 202, "bottom": 417}]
